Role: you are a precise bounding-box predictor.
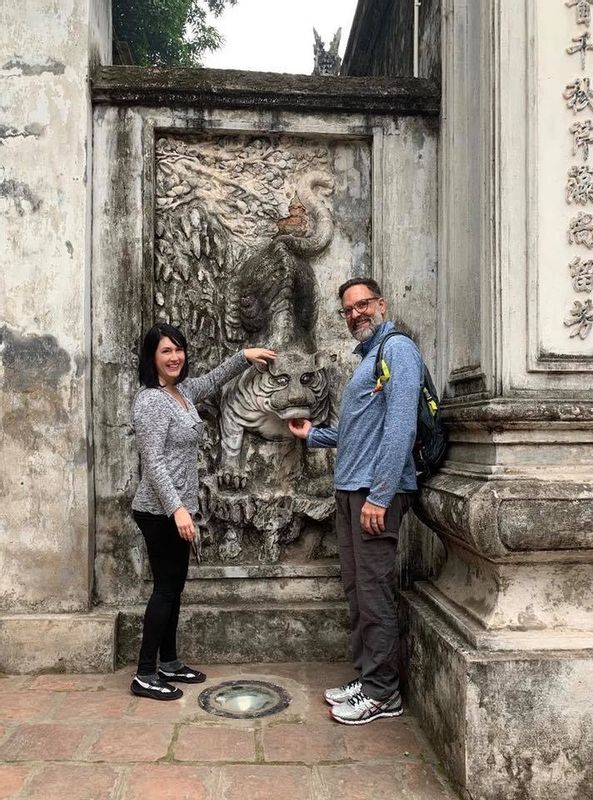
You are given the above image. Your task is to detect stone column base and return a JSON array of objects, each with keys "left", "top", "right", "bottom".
[
  {"left": 401, "top": 591, "right": 593, "bottom": 800},
  {"left": 0, "top": 612, "right": 118, "bottom": 674}
]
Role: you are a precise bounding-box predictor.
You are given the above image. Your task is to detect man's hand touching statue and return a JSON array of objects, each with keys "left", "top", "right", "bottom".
[{"left": 287, "top": 418, "right": 312, "bottom": 439}]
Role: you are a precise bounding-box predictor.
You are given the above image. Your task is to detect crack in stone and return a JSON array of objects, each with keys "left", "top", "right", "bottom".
[
  {"left": 0, "top": 178, "right": 41, "bottom": 214},
  {"left": 0, "top": 122, "right": 45, "bottom": 146},
  {"left": 1, "top": 57, "right": 65, "bottom": 77},
  {"left": 0, "top": 123, "right": 45, "bottom": 143}
]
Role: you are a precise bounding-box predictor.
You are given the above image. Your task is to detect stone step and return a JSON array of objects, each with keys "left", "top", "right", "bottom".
[
  {"left": 182, "top": 577, "right": 345, "bottom": 604},
  {"left": 116, "top": 601, "right": 350, "bottom": 665},
  {"left": 140, "top": 562, "right": 345, "bottom": 604}
]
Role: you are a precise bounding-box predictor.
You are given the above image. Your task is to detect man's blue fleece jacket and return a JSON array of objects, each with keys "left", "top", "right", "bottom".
[{"left": 306, "top": 320, "right": 423, "bottom": 508}]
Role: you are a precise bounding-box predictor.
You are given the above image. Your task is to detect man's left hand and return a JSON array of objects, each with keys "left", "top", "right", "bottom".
[{"left": 360, "top": 501, "right": 386, "bottom": 534}]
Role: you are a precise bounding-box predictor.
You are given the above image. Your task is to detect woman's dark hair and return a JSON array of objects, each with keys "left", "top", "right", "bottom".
[
  {"left": 338, "top": 277, "right": 383, "bottom": 300},
  {"left": 138, "top": 323, "right": 189, "bottom": 387}
]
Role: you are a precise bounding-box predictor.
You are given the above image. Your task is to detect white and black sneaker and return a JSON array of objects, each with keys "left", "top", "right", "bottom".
[
  {"left": 157, "top": 665, "right": 206, "bottom": 684},
  {"left": 130, "top": 675, "right": 183, "bottom": 701},
  {"left": 330, "top": 689, "right": 403, "bottom": 725},
  {"left": 324, "top": 678, "right": 362, "bottom": 706}
]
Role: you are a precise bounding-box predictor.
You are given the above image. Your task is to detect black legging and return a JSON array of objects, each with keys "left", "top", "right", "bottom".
[{"left": 133, "top": 511, "right": 190, "bottom": 675}]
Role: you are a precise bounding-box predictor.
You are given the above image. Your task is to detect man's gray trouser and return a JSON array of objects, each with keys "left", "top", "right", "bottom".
[{"left": 335, "top": 489, "right": 414, "bottom": 701}]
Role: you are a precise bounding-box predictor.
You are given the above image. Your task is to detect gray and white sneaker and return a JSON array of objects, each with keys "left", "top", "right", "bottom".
[
  {"left": 330, "top": 689, "right": 403, "bottom": 725},
  {"left": 324, "top": 678, "right": 362, "bottom": 706}
]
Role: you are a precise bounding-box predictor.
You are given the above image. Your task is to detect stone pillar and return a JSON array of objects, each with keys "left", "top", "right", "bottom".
[
  {"left": 404, "top": 2, "right": 593, "bottom": 798},
  {"left": 0, "top": 0, "right": 116, "bottom": 672}
]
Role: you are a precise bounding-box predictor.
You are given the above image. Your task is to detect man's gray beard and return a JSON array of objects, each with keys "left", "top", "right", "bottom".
[{"left": 350, "top": 311, "right": 383, "bottom": 342}]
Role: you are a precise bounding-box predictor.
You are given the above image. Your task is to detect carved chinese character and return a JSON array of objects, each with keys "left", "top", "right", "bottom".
[
  {"left": 566, "top": 30, "right": 593, "bottom": 69},
  {"left": 564, "top": 298, "right": 593, "bottom": 338},
  {"left": 571, "top": 119, "right": 593, "bottom": 159},
  {"left": 566, "top": 165, "right": 593, "bottom": 203},
  {"left": 569, "top": 256, "right": 593, "bottom": 291},
  {"left": 563, "top": 77, "right": 593, "bottom": 113},
  {"left": 568, "top": 212, "right": 593, "bottom": 246},
  {"left": 566, "top": 0, "right": 593, "bottom": 26}
]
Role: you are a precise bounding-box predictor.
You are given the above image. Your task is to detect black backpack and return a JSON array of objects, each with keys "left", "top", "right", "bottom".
[{"left": 373, "top": 331, "right": 448, "bottom": 482}]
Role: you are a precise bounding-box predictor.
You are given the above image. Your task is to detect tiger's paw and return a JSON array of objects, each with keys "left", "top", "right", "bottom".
[{"left": 217, "top": 470, "right": 248, "bottom": 491}]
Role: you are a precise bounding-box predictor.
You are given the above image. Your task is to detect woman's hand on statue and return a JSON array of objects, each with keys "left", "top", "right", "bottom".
[
  {"left": 288, "top": 418, "right": 312, "bottom": 439},
  {"left": 243, "top": 348, "right": 277, "bottom": 365},
  {"left": 173, "top": 506, "right": 195, "bottom": 541}
]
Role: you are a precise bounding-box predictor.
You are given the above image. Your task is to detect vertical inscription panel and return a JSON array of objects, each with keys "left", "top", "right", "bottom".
[{"left": 529, "top": 1, "right": 593, "bottom": 368}]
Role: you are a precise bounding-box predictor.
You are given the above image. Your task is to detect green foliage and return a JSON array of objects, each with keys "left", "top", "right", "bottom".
[{"left": 113, "top": 0, "right": 237, "bottom": 67}]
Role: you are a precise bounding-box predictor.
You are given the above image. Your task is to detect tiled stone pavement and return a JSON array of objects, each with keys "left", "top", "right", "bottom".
[{"left": 0, "top": 663, "right": 460, "bottom": 800}]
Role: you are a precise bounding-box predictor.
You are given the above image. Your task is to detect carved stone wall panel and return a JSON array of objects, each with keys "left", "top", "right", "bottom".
[
  {"left": 92, "top": 106, "right": 437, "bottom": 606},
  {"left": 152, "top": 132, "right": 371, "bottom": 564}
]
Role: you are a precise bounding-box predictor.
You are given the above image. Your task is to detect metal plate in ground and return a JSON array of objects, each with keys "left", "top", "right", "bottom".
[{"left": 198, "top": 680, "right": 291, "bottom": 719}]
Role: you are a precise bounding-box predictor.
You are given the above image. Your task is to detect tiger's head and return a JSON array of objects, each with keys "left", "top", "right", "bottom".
[{"left": 252, "top": 350, "right": 332, "bottom": 425}]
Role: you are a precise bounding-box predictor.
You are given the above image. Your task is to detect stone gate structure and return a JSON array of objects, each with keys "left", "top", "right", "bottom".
[
  {"left": 90, "top": 68, "right": 438, "bottom": 663},
  {"left": 0, "top": 0, "right": 439, "bottom": 671}
]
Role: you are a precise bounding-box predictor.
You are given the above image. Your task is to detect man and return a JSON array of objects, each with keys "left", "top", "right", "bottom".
[{"left": 288, "top": 277, "right": 422, "bottom": 725}]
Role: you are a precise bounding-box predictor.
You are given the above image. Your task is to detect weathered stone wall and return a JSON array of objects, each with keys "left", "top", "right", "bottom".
[
  {"left": 0, "top": 9, "right": 439, "bottom": 665},
  {"left": 0, "top": 0, "right": 111, "bottom": 615},
  {"left": 346, "top": 1, "right": 593, "bottom": 797},
  {"left": 403, "top": 593, "right": 593, "bottom": 800},
  {"left": 425, "top": 4, "right": 593, "bottom": 795}
]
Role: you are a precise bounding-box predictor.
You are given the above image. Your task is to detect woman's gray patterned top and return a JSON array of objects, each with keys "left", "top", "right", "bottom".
[{"left": 132, "top": 351, "right": 249, "bottom": 517}]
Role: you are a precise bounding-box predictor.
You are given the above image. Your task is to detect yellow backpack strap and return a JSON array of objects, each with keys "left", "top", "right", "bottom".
[
  {"left": 423, "top": 386, "right": 438, "bottom": 416},
  {"left": 371, "top": 331, "right": 399, "bottom": 395}
]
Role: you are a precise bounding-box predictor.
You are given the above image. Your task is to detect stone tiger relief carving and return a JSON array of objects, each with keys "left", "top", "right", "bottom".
[
  {"left": 209, "top": 351, "right": 336, "bottom": 562},
  {"left": 154, "top": 135, "right": 339, "bottom": 563},
  {"left": 225, "top": 172, "right": 334, "bottom": 350},
  {"left": 154, "top": 136, "right": 332, "bottom": 366},
  {"left": 218, "top": 351, "right": 331, "bottom": 485}
]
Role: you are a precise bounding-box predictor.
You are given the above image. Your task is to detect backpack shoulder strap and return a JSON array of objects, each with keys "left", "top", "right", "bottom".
[{"left": 373, "top": 330, "right": 412, "bottom": 379}]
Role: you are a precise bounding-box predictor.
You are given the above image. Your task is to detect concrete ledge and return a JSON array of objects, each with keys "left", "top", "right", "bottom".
[
  {"left": 91, "top": 67, "right": 440, "bottom": 116},
  {"left": 416, "top": 580, "right": 593, "bottom": 651},
  {"left": 118, "top": 602, "right": 349, "bottom": 665},
  {"left": 441, "top": 397, "right": 593, "bottom": 423},
  {"left": 401, "top": 590, "right": 593, "bottom": 800},
  {"left": 417, "top": 471, "right": 593, "bottom": 558},
  {"left": 0, "top": 612, "right": 118, "bottom": 674}
]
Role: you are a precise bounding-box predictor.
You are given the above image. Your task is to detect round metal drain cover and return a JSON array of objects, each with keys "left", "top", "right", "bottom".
[{"left": 198, "top": 680, "right": 290, "bottom": 719}]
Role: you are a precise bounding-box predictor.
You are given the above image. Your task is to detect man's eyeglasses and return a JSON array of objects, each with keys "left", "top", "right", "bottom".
[{"left": 337, "top": 296, "right": 382, "bottom": 319}]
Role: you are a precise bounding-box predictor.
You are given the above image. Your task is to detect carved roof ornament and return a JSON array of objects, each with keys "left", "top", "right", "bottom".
[{"left": 312, "top": 27, "right": 342, "bottom": 76}]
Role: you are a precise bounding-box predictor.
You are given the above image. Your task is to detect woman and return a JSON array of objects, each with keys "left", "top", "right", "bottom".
[{"left": 130, "top": 322, "right": 276, "bottom": 701}]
